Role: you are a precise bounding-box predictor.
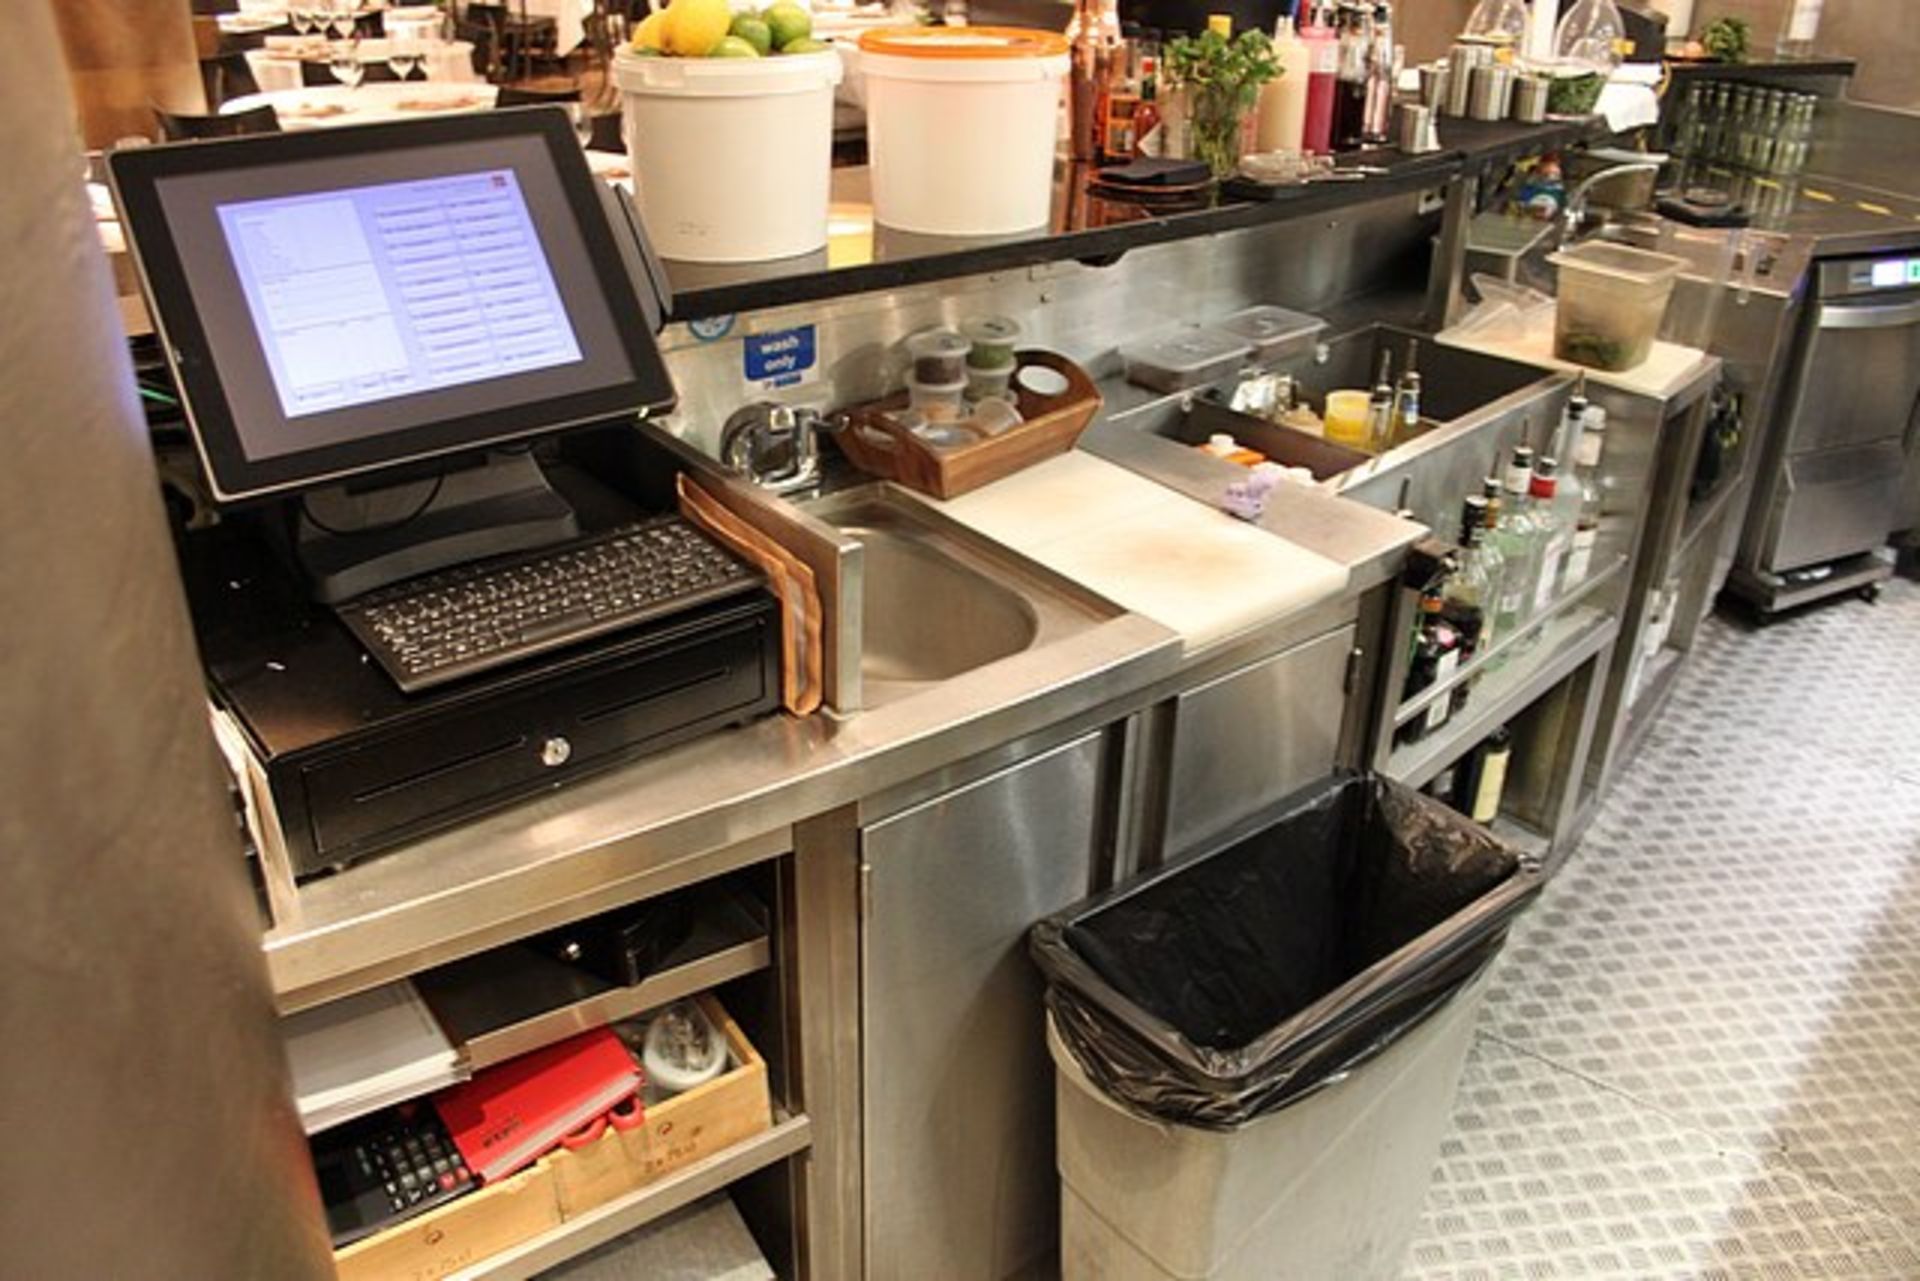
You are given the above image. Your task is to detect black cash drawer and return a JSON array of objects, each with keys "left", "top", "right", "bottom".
[{"left": 276, "top": 600, "right": 779, "bottom": 875}]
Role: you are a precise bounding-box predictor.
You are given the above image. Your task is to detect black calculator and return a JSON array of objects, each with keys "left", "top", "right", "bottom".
[{"left": 310, "top": 1102, "right": 475, "bottom": 1247}]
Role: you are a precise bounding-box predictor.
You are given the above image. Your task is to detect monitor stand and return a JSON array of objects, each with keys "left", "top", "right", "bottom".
[{"left": 295, "top": 450, "right": 578, "bottom": 604}]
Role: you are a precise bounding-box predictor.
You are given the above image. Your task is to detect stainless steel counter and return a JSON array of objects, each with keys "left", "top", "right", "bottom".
[{"left": 260, "top": 426, "right": 1422, "bottom": 1012}]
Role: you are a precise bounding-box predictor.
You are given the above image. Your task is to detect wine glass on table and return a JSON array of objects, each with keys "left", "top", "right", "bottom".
[
  {"left": 564, "top": 102, "right": 595, "bottom": 150},
  {"left": 330, "top": 41, "right": 367, "bottom": 91},
  {"left": 328, "top": 0, "right": 358, "bottom": 41},
  {"left": 386, "top": 38, "right": 424, "bottom": 81},
  {"left": 289, "top": 7, "right": 313, "bottom": 35}
]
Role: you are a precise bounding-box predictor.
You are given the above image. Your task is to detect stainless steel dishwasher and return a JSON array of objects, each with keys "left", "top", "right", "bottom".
[{"left": 1728, "top": 254, "right": 1920, "bottom": 613}]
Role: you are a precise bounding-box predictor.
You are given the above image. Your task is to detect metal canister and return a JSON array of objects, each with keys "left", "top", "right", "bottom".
[
  {"left": 1511, "top": 74, "right": 1549, "bottom": 124},
  {"left": 1468, "top": 64, "right": 1514, "bottom": 122},
  {"left": 1444, "top": 46, "right": 1478, "bottom": 118},
  {"left": 1419, "top": 62, "right": 1451, "bottom": 111},
  {"left": 1397, "top": 102, "right": 1439, "bottom": 155}
]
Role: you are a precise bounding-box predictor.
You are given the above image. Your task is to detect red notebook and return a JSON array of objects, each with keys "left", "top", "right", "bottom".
[{"left": 432, "top": 1026, "right": 641, "bottom": 1183}]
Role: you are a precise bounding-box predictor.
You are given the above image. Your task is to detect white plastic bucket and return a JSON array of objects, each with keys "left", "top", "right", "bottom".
[
  {"left": 857, "top": 27, "right": 1068, "bottom": 237},
  {"left": 613, "top": 50, "right": 843, "bottom": 263}
]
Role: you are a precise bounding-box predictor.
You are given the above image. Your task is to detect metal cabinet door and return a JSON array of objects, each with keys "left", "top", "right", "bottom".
[
  {"left": 1780, "top": 294, "right": 1920, "bottom": 456},
  {"left": 861, "top": 731, "right": 1108, "bottom": 1281},
  {"left": 1163, "top": 624, "right": 1356, "bottom": 855}
]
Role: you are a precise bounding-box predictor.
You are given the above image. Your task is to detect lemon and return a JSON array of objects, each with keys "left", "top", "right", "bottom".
[
  {"left": 710, "top": 34, "right": 762, "bottom": 56},
  {"left": 665, "top": 0, "right": 732, "bottom": 57},
  {"left": 729, "top": 14, "right": 773, "bottom": 55},
  {"left": 764, "top": 1, "right": 811, "bottom": 50},
  {"left": 630, "top": 9, "right": 668, "bottom": 50},
  {"left": 778, "top": 36, "right": 830, "bottom": 53}
]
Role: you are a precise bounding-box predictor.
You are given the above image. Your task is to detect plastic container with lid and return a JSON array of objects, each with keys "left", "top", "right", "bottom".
[
  {"left": 961, "top": 315, "right": 1024, "bottom": 369},
  {"left": 1548, "top": 241, "right": 1687, "bottom": 372},
  {"left": 906, "top": 328, "right": 972, "bottom": 384},
  {"left": 613, "top": 49, "right": 843, "bottom": 263},
  {"left": 965, "top": 364, "right": 1015, "bottom": 403},
  {"left": 1120, "top": 327, "right": 1254, "bottom": 393},
  {"left": 1214, "top": 305, "right": 1328, "bottom": 364},
  {"left": 857, "top": 27, "right": 1069, "bottom": 236},
  {"left": 907, "top": 372, "right": 969, "bottom": 421}
]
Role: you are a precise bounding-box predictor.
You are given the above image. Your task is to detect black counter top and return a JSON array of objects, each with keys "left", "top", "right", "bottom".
[
  {"left": 661, "top": 116, "right": 1605, "bottom": 324},
  {"left": 1664, "top": 56, "right": 1857, "bottom": 84}
]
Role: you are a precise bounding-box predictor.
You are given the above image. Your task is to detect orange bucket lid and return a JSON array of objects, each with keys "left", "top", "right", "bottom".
[{"left": 857, "top": 26, "right": 1070, "bottom": 58}]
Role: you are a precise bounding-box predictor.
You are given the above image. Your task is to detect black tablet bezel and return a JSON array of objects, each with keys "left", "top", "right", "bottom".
[{"left": 110, "top": 108, "right": 676, "bottom": 503}]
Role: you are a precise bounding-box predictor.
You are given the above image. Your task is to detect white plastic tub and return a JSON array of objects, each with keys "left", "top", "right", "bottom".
[
  {"left": 857, "top": 27, "right": 1069, "bottom": 236},
  {"left": 1052, "top": 971, "right": 1490, "bottom": 1281},
  {"left": 614, "top": 49, "right": 843, "bottom": 263}
]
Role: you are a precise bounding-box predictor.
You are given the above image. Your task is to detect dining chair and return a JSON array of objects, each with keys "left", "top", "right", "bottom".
[{"left": 153, "top": 104, "right": 284, "bottom": 141}]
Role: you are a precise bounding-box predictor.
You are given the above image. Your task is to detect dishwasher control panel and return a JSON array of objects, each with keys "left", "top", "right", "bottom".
[{"left": 1828, "top": 254, "right": 1920, "bottom": 296}]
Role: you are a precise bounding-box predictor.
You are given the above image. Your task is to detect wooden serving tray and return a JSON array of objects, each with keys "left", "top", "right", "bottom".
[{"left": 835, "top": 350, "right": 1101, "bottom": 501}]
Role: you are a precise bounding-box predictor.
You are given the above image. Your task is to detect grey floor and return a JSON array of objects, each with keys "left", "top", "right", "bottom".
[{"left": 1401, "top": 580, "right": 1920, "bottom": 1280}]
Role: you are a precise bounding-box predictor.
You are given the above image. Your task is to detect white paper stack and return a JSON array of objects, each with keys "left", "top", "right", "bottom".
[{"left": 283, "top": 979, "right": 464, "bottom": 1134}]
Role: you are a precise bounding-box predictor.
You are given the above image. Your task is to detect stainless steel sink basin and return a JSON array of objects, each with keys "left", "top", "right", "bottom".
[
  {"left": 842, "top": 527, "right": 1038, "bottom": 683},
  {"left": 803, "top": 483, "right": 1117, "bottom": 707}
]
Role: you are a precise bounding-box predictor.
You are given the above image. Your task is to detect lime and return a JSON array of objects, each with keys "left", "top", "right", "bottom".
[
  {"left": 710, "top": 34, "right": 763, "bottom": 56},
  {"left": 729, "top": 14, "right": 773, "bottom": 55},
  {"left": 764, "top": 1, "right": 811, "bottom": 49},
  {"left": 778, "top": 36, "right": 831, "bottom": 53}
]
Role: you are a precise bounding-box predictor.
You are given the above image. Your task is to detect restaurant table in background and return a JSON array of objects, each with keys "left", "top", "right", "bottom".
[
  {"left": 220, "top": 80, "right": 498, "bottom": 127},
  {"left": 244, "top": 36, "right": 478, "bottom": 91}
]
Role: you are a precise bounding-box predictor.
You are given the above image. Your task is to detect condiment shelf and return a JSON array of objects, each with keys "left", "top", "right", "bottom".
[
  {"left": 1389, "top": 603, "right": 1620, "bottom": 793},
  {"left": 417, "top": 890, "right": 772, "bottom": 1072},
  {"left": 452, "top": 1114, "right": 812, "bottom": 1281}
]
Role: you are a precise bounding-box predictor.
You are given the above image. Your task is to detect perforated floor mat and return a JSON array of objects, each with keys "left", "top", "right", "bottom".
[{"left": 1402, "top": 581, "right": 1920, "bottom": 1280}]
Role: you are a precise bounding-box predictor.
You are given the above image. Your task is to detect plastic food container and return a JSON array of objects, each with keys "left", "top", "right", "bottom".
[
  {"left": 1214, "top": 305, "right": 1327, "bottom": 363},
  {"left": 1120, "top": 328, "right": 1254, "bottom": 393},
  {"left": 907, "top": 373, "right": 969, "bottom": 420},
  {"left": 1548, "top": 241, "right": 1687, "bottom": 372},
  {"left": 613, "top": 49, "right": 843, "bottom": 263},
  {"left": 965, "top": 364, "right": 1015, "bottom": 402},
  {"left": 962, "top": 315, "right": 1024, "bottom": 369},
  {"left": 906, "top": 329, "right": 972, "bottom": 384},
  {"left": 857, "top": 27, "right": 1069, "bottom": 236}
]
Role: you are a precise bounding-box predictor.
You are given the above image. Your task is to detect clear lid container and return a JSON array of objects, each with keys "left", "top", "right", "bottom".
[
  {"left": 960, "top": 316, "right": 1023, "bottom": 369},
  {"left": 1554, "top": 0, "right": 1624, "bottom": 71},
  {"left": 1463, "top": 0, "right": 1527, "bottom": 46},
  {"left": 1213, "top": 305, "right": 1328, "bottom": 361},
  {"left": 1120, "top": 327, "right": 1254, "bottom": 392}
]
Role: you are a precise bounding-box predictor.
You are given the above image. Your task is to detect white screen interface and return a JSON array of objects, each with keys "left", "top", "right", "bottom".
[{"left": 217, "top": 170, "right": 583, "bottom": 418}]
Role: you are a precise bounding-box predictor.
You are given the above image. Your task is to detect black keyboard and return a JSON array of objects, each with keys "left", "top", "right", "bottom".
[{"left": 335, "top": 516, "right": 761, "bottom": 693}]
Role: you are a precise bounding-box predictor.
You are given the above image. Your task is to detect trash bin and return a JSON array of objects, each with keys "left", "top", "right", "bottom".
[{"left": 1030, "top": 773, "right": 1544, "bottom": 1281}]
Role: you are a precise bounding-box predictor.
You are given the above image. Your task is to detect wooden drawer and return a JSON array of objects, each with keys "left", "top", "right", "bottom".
[
  {"left": 330, "top": 994, "right": 770, "bottom": 1280},
  {"left": 333, "top": 1160, "right": 561, "bottom": 1281},
  {"left": 548, "top": 995, "right": 772, "bottom": 1218}
]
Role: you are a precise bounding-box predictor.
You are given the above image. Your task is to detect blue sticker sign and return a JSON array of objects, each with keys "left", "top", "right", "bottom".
[{"left": 743, "top": 325, "right": 818, "bottom": 392}]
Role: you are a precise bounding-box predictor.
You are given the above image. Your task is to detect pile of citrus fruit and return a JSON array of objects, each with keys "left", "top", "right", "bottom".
[{"left": 630, "top": 0, "right": 829, "bottom": 58}]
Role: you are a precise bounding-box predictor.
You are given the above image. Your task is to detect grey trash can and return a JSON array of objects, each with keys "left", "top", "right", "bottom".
[{"left": 1031, "top": 773, "right": 1543, "bottom": 1280}]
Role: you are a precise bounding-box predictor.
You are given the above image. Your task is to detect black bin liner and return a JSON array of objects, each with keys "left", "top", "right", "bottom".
[{"left": 1030, "top": 772, "right": 1544, "bottom": 1129}]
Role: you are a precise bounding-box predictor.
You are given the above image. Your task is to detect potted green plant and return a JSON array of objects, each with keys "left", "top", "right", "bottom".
[{"left": 1165, "top": 28, "right": 1280, "bottom": 181}]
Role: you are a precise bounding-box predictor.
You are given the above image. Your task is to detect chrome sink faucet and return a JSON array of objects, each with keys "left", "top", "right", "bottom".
[
  {"left": 719, "top": 402, "right": 846, "bottom": 496},
  {"left": 1561, "top": 160, "right": 1664, "bottom": 248}
]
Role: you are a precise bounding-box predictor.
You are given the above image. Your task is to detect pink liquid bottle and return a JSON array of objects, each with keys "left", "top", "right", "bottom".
[{"left": 1301, "top": 0, "right": 1339, "bottom": 155}]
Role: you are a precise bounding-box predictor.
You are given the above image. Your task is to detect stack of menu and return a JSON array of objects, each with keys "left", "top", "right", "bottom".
[{"left": 284, "top": 979, "right": 464, "bottom": 1134}]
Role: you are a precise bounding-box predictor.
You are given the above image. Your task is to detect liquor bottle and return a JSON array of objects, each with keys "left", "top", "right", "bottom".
[
  {"left": 1556, "top": 372, "right": 1588, "bottom": 468},
  {"left": 1301, "top": 1, "right": 1339, "bottom": 155},
  {"left": 1067, "top": 0, "right": 1124, "bottom": 162},
  {"left": 1101, "top": 42, "right": 1143, "bottom": 162},
  {"left": 1560, "top": 406, "right": 1608, "bottom": 589},
  {"left": 1254, "top": 1, "right": 1312, "bottom": 154},
  {"left": 1451, "top": 725, "right": 1513, "bottom": 823},
  {"left": 1442, "top": 495, "right": 1496, "bottom": 661},
  {"left": 1365, "top": 349, "right": 1394, "bottom": 452},
  {"left": 1476, "top": 476, "right": 1509, "bottom": 646},
  {"left": 1489, "top": 443, "right": 1540, "bottom": 642},
  {"left": 1399, "top": 585, "right": 1463, "bottom": 744},
  {"left": 1393, "top": 340, "right": 1421, "bottom": 442},
  {"left": 1362, "top": 1, "right": 1394, "bottom": 146},
  {"left": 1528, "top": 456, "right": 1577, "bottom": 616},
  {"left": 1330, "top": 4, "right": 1370, "bottom": 153}
]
